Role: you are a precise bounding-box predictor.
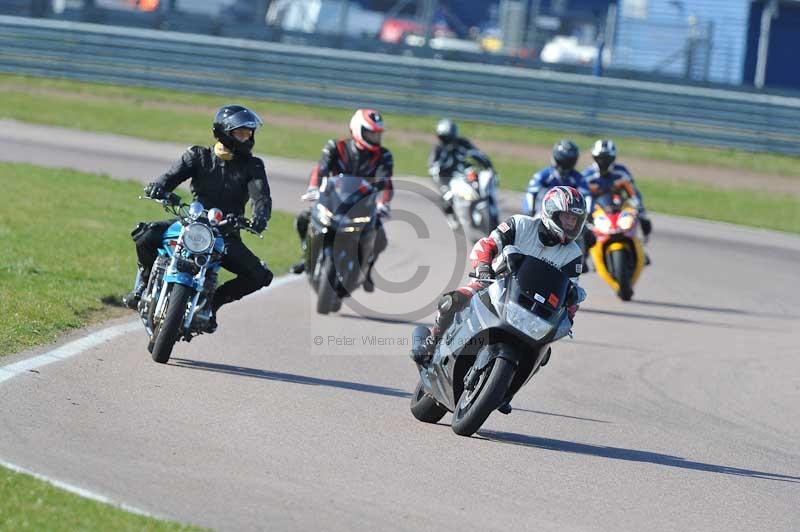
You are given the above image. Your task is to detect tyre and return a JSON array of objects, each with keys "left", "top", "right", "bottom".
[
  {"left": 316, "top": 257, "right": 339, "bottom": 315},
  {"left": 451, "top": 358, "right": 516, "bottom": 437},
  {"left": 150, "top": 283, "right": 192, "bottom": 364},
  {"left": 609, "top": 248, "right": 633, "bottom": 301},
  {"left": 410, "top": 379, "right": 447, "bottom": 423}
]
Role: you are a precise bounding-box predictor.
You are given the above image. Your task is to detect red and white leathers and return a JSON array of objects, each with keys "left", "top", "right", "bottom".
[
  {"left": 456, "top": 214, "right": 586, "bottom": 315},
  {"left": 416, "top": 214, "right": 587, "bottom": 362},
  {"left": 306, "top": 137, "right": 394, "bottom": 206}
]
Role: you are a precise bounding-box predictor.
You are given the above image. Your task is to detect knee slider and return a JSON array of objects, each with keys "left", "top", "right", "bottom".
[{"left": 437, "top": 294, "right": 454, "bottom": 313}]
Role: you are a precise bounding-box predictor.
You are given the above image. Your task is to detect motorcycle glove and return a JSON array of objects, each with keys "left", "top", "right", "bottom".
[
  {"left": 251, "top": 214, "right": 268, "bottom": 233},
  {"left": 144, "top": 182, "right": 167, "bottom": 200},
  {"left": 476, "top": 263, "right": 495, "bottom": 280},
  {"left": 301, "top": 187, "right": 320, "bottom": 202}
]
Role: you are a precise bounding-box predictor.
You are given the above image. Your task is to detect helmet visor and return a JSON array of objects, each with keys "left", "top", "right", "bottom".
[
  {"left": 594, "top": 154, "right": 614, "bottom": 172},
  {"left": 557, "top": 211, "right": 585, "bottom": 241},
  {"left": 223, "top": 109, "right": 263, "bottom": 132},
  {"left": 363, "top": 128, "right": 382, "bottom": 146}
]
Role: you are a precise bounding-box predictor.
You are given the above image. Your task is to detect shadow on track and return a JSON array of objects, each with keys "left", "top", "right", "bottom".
[
  {"left": 478, "top": 430, "right": 800, "bottom": 483},
  {"left": 171, "top": 358, "right": 411, "bottom": 399},
  {"left": 580, "top": 308, "right": 757, "bottom": 330},
  {"left": 336, "top": 312, "right": 432, "bottom": 328},
  {"left": 632, "top": 299, "right": 797, "bottom": 320},
  {"left": 510, "top": 408, "right": 613, "bottom": 424}
]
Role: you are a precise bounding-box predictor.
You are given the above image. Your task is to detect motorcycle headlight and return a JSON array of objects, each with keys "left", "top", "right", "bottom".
[
  {"left": 618, "top": 213, "right": 635, "bottom": 231},
  {"left": 183, "top": 223, "right": 214, "bottom": 253},
  {"left": 505, "top": 301, "right": 554, "bottom": 341},
  {"left": 593, "top": 215, "right": 611, "bottom": 234}
]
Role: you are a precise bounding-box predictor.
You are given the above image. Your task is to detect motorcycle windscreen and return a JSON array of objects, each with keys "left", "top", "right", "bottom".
[
  {"left": 320, "top": 176, "right": 376, "bottom": 218},
  {"left": 596, "top": 192, "right": 624, "bottom": 213},
  {"left": 507, "top": 254, "right": 571, "bottom": 321}
]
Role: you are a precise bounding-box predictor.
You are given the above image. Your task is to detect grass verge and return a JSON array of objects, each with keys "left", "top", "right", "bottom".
[
  {"left": 638, "top": 179, "right": 800, "bottom": 233},
  {"left": 0, "top": 161, "right": 293, "bottom": 529},
  {"left": 0, "top": 74, "right": 798, "bottom": 234},
  {"left": 2, "top": 73, "right": 800, "bottom": 177},
  {"left": 0, "top": 466, "right": 202, "bottom": 531},
  {"left": 0, "top": 162, "right": 297, "bottom": 357}
]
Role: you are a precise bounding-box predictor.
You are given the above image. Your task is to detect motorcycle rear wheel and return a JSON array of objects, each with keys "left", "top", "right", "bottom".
[
  {"left": 150, "top": 284, "right": 192, "bottom": 364},
  {"left": 451, "top": 358, "right": 516, "bottom": 437},
  {"left": 410, "top": 379, "right": 447, "bottom": 423}
]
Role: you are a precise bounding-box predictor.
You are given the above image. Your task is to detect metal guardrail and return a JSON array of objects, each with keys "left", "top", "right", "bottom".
[{"left": 1, "top": 15, "right": 800, "bottom": 155}]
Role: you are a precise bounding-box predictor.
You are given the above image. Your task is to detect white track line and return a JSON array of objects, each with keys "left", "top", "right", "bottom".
[
  {"left": 0, "top": 274, "right": 302, "bottom": 519},
  {"left": 0, "top": 458, "right": 160, "bottom": 518}
]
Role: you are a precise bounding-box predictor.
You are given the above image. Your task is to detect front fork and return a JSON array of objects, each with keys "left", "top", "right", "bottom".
[{"left": 151, "top": 256, "right": 207, "bottom": 336}]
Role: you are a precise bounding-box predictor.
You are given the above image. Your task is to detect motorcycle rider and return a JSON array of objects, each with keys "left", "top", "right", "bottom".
[
  {"left": 411, "top": 186, "right": 589, "bottom": 413},
  {"left": 289, "top": 109, "right": 394, "bottom": 293},
  {"left": 525, "top": 140, "right": 595, "bottom": 268},
  {"left": 123, "top": 104, "right": 273, "bottom": 332},
  {"left": 582, "top": 139, "right": 652, "bottom": 238},
  {"left": 524, "top": 140, "right": 590, "bottom": 216},
  {"left": 428, "top": 118, "right": 494, "bottom": 216}
]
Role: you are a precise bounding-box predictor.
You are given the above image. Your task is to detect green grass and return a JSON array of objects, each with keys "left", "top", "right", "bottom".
[
  {"left": 0, "top": 162, "right": 297, "bottom": 357},
  {"left": 638, "top": 179, "right": 800, "bottom": 233},
  {"left": 0, "top": 466, "right": 202, "bottom": 531},
  {"left": 0, "top": 74, "right": 798, "bottom": 234},
  {"left": 2, "top": 73, "right": 800, "bottom": 177}
]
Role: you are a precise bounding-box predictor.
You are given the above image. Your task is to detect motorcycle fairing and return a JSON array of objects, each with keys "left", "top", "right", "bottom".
[{"left": 420, "top": 255, "right": 571, "bottom": 410}]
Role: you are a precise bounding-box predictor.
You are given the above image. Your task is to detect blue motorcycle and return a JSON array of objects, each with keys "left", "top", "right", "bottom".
[{"left": 134, "top": 194, "right": 260, "bottom": 363}]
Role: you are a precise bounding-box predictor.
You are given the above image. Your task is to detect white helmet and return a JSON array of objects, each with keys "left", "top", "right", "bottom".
[
  {"left": 349, "top": 108, "right": 384, "bottom": 152},
  {"left": 591, "top": 139, "right": 617, "bottom": 174}
]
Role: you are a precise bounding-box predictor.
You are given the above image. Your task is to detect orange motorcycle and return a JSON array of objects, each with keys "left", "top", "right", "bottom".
[{"left": 588, "top": 193, "right": 646, "bottom": 301}]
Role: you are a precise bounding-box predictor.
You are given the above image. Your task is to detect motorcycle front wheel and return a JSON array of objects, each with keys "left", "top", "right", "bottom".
[
  {"left": 316, "top": 257, "right": 340, "bottom": 315},
  {"left": 150, "top": 283, "right": 192, "bottom": 364},
  {"left": 609, "top": 248, "right": 633, "bottom": 301},
  {"left": 451, "top": 358, "right": 516, "bottom": 437}
]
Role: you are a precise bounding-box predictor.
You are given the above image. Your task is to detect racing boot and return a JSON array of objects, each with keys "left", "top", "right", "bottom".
[
  {"left": 497, "top": 401, "right": 513, "bottom": 415},
  {"left": 122, "top": 267, "right": 147, "bottom": 310},
  {"left": 362, "top": 263, "right": 376, "bottom": 293},
  {"left": 204, "top": 312, "right": 218, "bottom": 334}
]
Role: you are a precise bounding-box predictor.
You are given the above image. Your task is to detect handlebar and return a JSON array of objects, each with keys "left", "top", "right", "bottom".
[
  {"left": 220, "top": 214, "right": 263, "bottom": 239},
  {"left": 138, "top": 195, "right": 263, "bottom": 239}
]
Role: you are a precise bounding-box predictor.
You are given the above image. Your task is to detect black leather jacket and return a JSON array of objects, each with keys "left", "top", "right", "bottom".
[
  {"left": 155, "top": 146, "right": 272, "bottom": 220},
  {"left": 429, "top": 137, "right": 493, "bottom": 179}
]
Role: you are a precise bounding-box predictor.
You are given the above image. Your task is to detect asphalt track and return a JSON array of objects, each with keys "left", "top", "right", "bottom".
[{"left": 1, "top": 121, "right": 799, "bottom": 531}]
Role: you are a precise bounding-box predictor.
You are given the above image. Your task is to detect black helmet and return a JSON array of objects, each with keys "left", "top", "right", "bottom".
[
  {"left": 212, "top": 104, "right": 263, "bottom": 156},
  {"left": 436, "top": 118, "right": 458, "bottom": 143},
  {"left": 552, "top": 139, "right": 579, "bottom": 175},
  {"left": 591, "top": 139, "right": 617, "bottom": 174}
]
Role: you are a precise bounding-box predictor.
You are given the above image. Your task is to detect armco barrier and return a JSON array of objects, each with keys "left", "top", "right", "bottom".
[{"left": 2, "top": 15, "right": 800, "bottom": 155}]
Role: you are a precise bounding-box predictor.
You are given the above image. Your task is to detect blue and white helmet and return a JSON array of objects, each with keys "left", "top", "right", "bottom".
[{"left": 591, "top": 139, "right": 617, "bottom": 173}]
